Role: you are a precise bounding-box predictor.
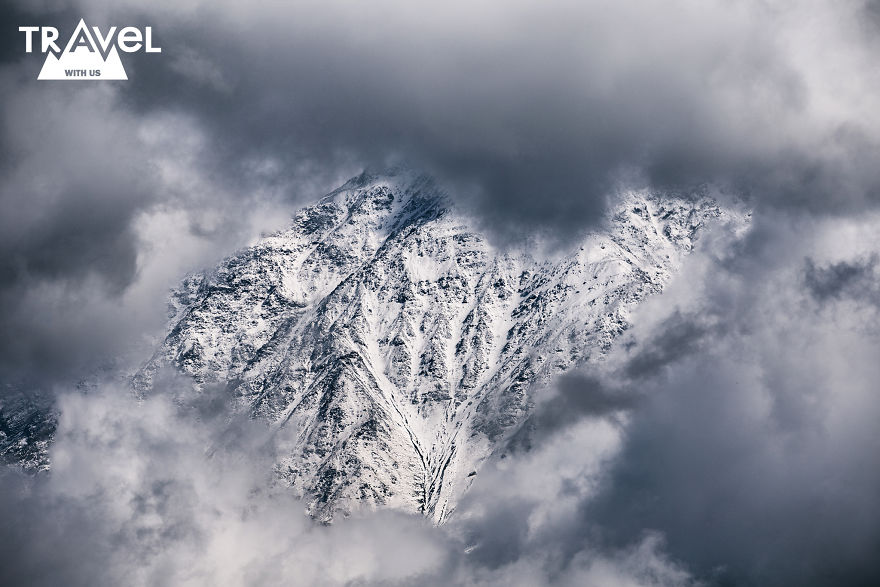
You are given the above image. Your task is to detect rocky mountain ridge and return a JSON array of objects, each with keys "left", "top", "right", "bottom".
[{"left": 134, "top": 170, "right": 742, "bottom": 522}]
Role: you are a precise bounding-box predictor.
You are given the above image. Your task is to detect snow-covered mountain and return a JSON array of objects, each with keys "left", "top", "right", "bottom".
[
  {"left": 0, "top": 386, "right": 55, "bottom": 471},
  {"left": 134, "top": 170, "right": 741, "bottom": 523}
]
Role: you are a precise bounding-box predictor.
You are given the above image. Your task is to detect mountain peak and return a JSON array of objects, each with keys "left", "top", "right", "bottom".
[{"left": 135, "top": 172, "right": 742, "bottom": 522}]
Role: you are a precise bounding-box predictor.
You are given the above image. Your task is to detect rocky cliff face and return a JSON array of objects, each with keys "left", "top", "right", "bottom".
[
  {"left": 0, "top": 386, "right": 55, "bottom": 472},
  {"left": 133, "top": 170, "right": 739, "bottom": 522}
]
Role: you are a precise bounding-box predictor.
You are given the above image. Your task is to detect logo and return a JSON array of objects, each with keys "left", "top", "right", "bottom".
[{"left": 19, "top": 19, "right": 161, "bottom": 80}]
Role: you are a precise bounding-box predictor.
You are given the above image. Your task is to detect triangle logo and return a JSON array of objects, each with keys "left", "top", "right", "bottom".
[{"left": 37, "top": 19, "right": 128, "bottom": 80}]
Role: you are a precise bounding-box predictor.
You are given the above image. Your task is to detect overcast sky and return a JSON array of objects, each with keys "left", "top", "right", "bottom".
[{"left": 1, "top": 1, "right": 879, "bottom": 585}]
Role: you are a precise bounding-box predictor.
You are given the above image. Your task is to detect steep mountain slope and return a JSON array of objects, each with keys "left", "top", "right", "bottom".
[
  {"left": 136, "top": 170, "right": 741, "bottom": 522},
  {"left": 0, "top": 386, "right": 55, "bottom": 471}
]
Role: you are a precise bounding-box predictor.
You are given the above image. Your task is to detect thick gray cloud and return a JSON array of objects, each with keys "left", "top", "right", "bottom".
[
  {"left": 579, "top": 213, "right": 880, "bottom": 586},
  {"left": 2, "top": 1, "right": 880, "bottom": 585},
  {"left": 12, "top": 0, "right": 880, "bottom": 238},
  {"left": 0, "top": 27, "right": 316, "bottom": 385},
  {"left": 0, "top": 376, "right": 454, "bottom": 586},
  {"left": 0, "top": 379, "right": 696, "bottom": 587},
  {"left": 505, "top": 373, "right": 636, "bottom": 454},
  {"left": 622, "top": 311, "right": 721, "bottom": 381},
  {"left": 4, "top": 0, "right": 880, "bottom": 383},
  {"left": 804, "top": 254, "right": 880, "bottom": 303},
  {"left": 441, "top": 213, "right": 880, "bottom": 586}
]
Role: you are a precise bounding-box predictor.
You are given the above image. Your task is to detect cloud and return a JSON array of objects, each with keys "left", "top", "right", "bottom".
[
  {"left": 0, "top": 378, "right": 700, "bottom": 587},
  {"left": 0, "top": 382, "right": 454, "bottom": 587},
  {"left": 579, "top": 211, "right": 880, "bottom": 587},
  {"left": 1, "top": 1, "right": 880, "bottom": 585},
  {"left": 429, "top": 210, "right": 880, "bottom": 587},
  {"left": 0, "top": 64, "right": 303, "bottom": 386},
  {"left": 4, "top": 0, "right": 880, "bottom": 381},
  {"left": 1, "top": 177, "right": 878, "bottom": 587},
  {"left": 804, "top": 254, "right": 880, "bottom": 304},
  {"left": 9, "top": 0, "right": 880, "bottom": 244},
  {"left": 622, "top": 312, "right": 721, "bottom": 381}
]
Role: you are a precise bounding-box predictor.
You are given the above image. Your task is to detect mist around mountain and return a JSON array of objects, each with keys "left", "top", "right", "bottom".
[
  {"left": 132, "top": 169, "right": 743, "bottom": 523},
  {"left": 3, "top": 1, "right": 880, "bottom": 585},
  {"left": 1, "top": 168, "right": 879, "bottom": 587}
]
